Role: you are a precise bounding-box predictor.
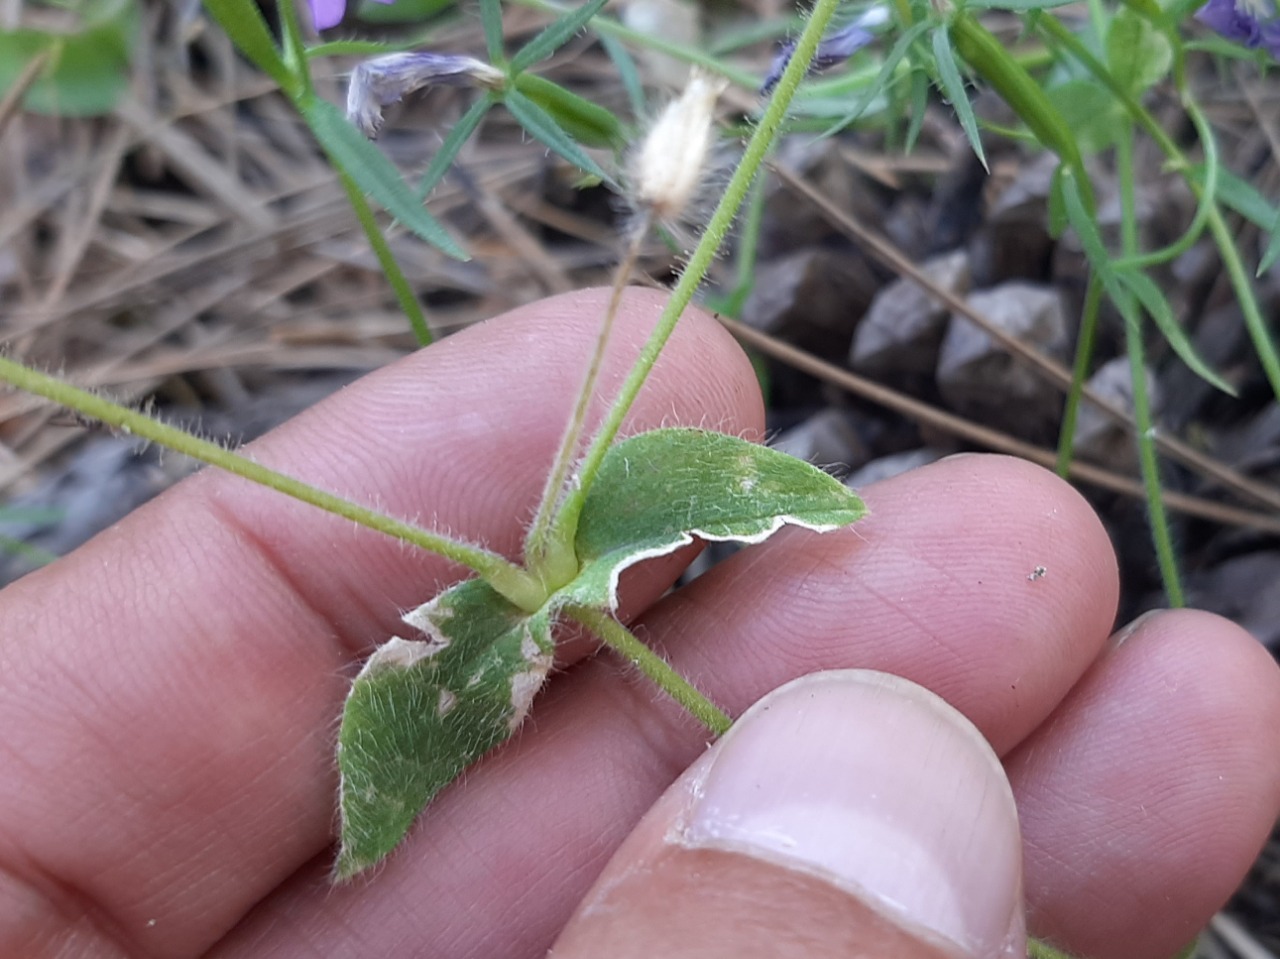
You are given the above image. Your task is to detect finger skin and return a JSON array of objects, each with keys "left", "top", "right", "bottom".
[
  {"left": 1008, "top": 608, "right": 1280, "bottom": 959},
  {"left": 0, "top": 288, "right": 764, "bottom": 958},
  {"left": 216, "top": 454, "right": 1124, "bottom": 958}
]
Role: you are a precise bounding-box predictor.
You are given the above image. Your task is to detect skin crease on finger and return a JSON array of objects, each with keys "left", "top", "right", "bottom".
[{"left": 0, "top": 288, "right": 764, "bottom": 958}]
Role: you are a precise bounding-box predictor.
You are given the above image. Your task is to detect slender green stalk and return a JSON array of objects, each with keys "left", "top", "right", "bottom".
[
  {"left": 1055, "top": 276, "right": 1104, "bottom": 478},
  {"left": 1117, "top": 121, "right": 1183, "bottom": 606},
  {"left": 566, "top": 605, "right": 731, "bottom": 735},
  {"left": 337, "top": 169, "right": 435, "bottom": 346},
  {"left": 0, "top": 355, "right": 547, "bottom": 610},
  {"left": 525, "top": 219, "right": 650, "bottom": 586},
  {"left": 547, "top": 0, "right": 843, "bottom": 553}
]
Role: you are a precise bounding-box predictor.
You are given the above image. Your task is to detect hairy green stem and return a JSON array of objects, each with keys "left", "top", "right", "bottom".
[
  {"left": 0, "top": 356, "right": 546, "bottom": 610},
  {"left": 566, "top": 606, "right": 731, "bottom": 735},
  {"left": 525, "top": 219, "right": 650, "bottom": 586},
  {"left": 546, "top": 0, "right": 843, "bottom": 553},
  {"left": 337, "top": 169, "right": 435, "bottom": 346},
  {"left": 1117, "top": 121, "right": 1183, "bottom": 605}
]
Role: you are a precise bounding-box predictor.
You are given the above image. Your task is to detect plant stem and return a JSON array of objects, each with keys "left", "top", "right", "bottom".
[
  {"left": 525, "top": 217, "right": 650, "bottom": 585},
  {"left": 546, "top": 0, "right": 843, "bottom": 552},
  {"left": 0, "top": 355, "right": 547, "bottom": 611},
  {"left": 1116, "top": 120, "right": 1183, "bottom": 606},
  {"left": 1055, "top": 275, "right": 1103, "bottom": 477},
  {"left": 565, "top": 605, "right": 731, "bottom": 735},
  {"left": 337, "top": 168, "right": 435, "bottom": 346}
]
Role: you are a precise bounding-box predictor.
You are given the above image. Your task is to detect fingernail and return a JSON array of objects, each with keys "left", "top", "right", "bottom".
[
  {"left": 1110, "top": 608, "right": 1167, "bottom": 650},
  {"left": 678, "top": 670, "right": 1022, "bottom": 957}
]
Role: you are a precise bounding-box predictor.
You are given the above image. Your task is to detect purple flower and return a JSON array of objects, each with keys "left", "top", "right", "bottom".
[
  {"left": 309, "top": 0, "right": 395, "bottom": 31},
  {"left": 762, "top": 7, "right": 888, "bottom": 94},
  {"left": 347, "top": 52, "right": 506, "bottom": 136},
  {"left": 1196, "top": 0, "right": 1280, "bottom": 57}
]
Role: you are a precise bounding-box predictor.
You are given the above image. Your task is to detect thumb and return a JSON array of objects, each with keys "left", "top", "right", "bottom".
[{"left": 552, "top": 670, "right": 1026, "bottom": 959}]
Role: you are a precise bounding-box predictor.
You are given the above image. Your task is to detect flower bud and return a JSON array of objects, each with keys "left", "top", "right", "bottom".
[
  {"left": 347, "top": 52, "right": 506, "bottom": 137},
  {"left": 629, "top": 69, "right": 727, "bottom": 223},
  {"left": 761, "top": 7, "right": 888, "bottom": 94}
]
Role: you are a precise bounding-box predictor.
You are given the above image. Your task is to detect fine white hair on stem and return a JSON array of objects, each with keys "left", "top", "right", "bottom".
[{"left": 628, "top": 69, "right": 728, "bottom": 224}]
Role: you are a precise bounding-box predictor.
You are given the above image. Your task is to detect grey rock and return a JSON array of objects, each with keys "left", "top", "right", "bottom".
[
  {"left": 742, "top": 248, "right": 880, "bottom": 360},
  {"left": 1072, "top": 356, "right": 1159, "bottom": 470},
  {"left": 1187, "top": 551, "right": 1280, "bottom": 650},
  {"left": 771, "top": 409, "right": 868, "bottom": 472},
  {"left": 937, "top": 283, "right": 1069, "bottom": 443},
  {"left": 850, "top": 249, "right": 970, "bottom": 378}
]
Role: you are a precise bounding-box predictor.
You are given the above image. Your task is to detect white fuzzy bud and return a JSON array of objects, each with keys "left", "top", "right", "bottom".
[{"left": 630, "top": 70, "right": 727, "bottom": 222}]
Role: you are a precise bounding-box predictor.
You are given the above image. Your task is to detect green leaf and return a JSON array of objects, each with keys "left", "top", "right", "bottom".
[
  {"left": 510, "top": 0, "right": 609, "bottom": 73},
  {"left": 356, "top": 0, "right": 457, "bottom": 23},
  {"left": 827, "top": 20, "right": 931, "bottom": 135},
  {"left": 597, "top": 31, "right": 645, "bottom": 118},
  {"left": 203, "top": 0, "right": 295, "bottom": 93},
  {"left": 419, "top": 94, "right": 494, "bottom": 197},
  {"left": 502, "top": 88, "right": 611, "bottom": 182},
  {"left": 1106, "top": 8, "right": 1173, "bottom": 97},
  {"left": 511, "top": 73, "right": 623, "bottom": 149},
  {"left": 1187, "top": 164, "right": 1277, "bottom": 232},
  {"left": 336, "top": 579, "right": 553, "bottom": 878},
  {"left": 1043, "top": 79, "right": 1121, "bottom": 154},
  {"left": 298, "top": 94, "right": 467, "bottom": 259},
  {"left": 563, "top": 429, "right": 866, "bottom": 610},
  {"left": 932, "top": 28, "right": 987, "bottom": 170},
  {"left": 0, "top": 0, "right": 140, "bottom": 116},
  {"left": 1261, "top": 212, "right": 1280, "bottom": 274},
  {"left": 1061, "top": 172, "right": 1234, "bottom": 396},
  {"left": 1116, "top": 269, "right": 1235, "bottom": 395},
  {"left": 479, "top": 0, "right": 506, "bottom": 63}
]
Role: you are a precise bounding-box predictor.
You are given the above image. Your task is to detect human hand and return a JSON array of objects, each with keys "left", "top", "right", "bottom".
[{"left": 1, "top": 289, "right": 1276, "bottom": 959}]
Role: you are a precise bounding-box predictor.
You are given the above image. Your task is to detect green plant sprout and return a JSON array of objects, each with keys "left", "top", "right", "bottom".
[{"left": 1, "top": 0, "right": 1278, "bottom": 935}]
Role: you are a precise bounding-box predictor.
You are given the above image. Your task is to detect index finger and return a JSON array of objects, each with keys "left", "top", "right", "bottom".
[{"left": 0, "top": 288, "right": 764, "bottom": 957}]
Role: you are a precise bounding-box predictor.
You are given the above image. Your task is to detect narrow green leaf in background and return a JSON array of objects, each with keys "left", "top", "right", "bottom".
[
  {"left": 510, "top": 0, "right": 610, "bottom": 73},
  {"left": 336, "top": 579, "right": 553, "bottom": 878},
  {"left": 1061, "top": 172, "right": 1233, "bottom": 396},
  {"left": 419, "top": 94, "right": 494, "bottom": 197},
  {"left": 1116, "top": 270, "right": 1235, "bottom": 395},
  {"left": 597, "top": 31, "right": 645, "bottom": 117},
  {"left": 1261, "top": 213, "right": 1280, "bottom": 274},
  {"left": 563, "top": 429, "right": 866, "bottom": 610},
  {"left": 479, "top": 0, "right": 506, "bottom": 63},
  {"left": 932, "top": 28, "right": 987, "bottom": 170},
  {"left": 203, "top": 0, "right": 295, "bottom": 93},
  {"left": 299, "top": 94, "right": 467, "bottom": 258},
  {"left": 502, "top": 88, "right": 612, "bottom": 182}
]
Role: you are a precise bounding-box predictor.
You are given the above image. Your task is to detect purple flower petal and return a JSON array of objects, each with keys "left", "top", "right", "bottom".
[
  {"left": 308, "top": 0, "right": 395, "bottom": 30},
  {"left": 1196, "top": 0, "right": 1258, "bottom": 43},
  {"left": 308, "top": 0, "right": 346, "bottom": 30}
]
